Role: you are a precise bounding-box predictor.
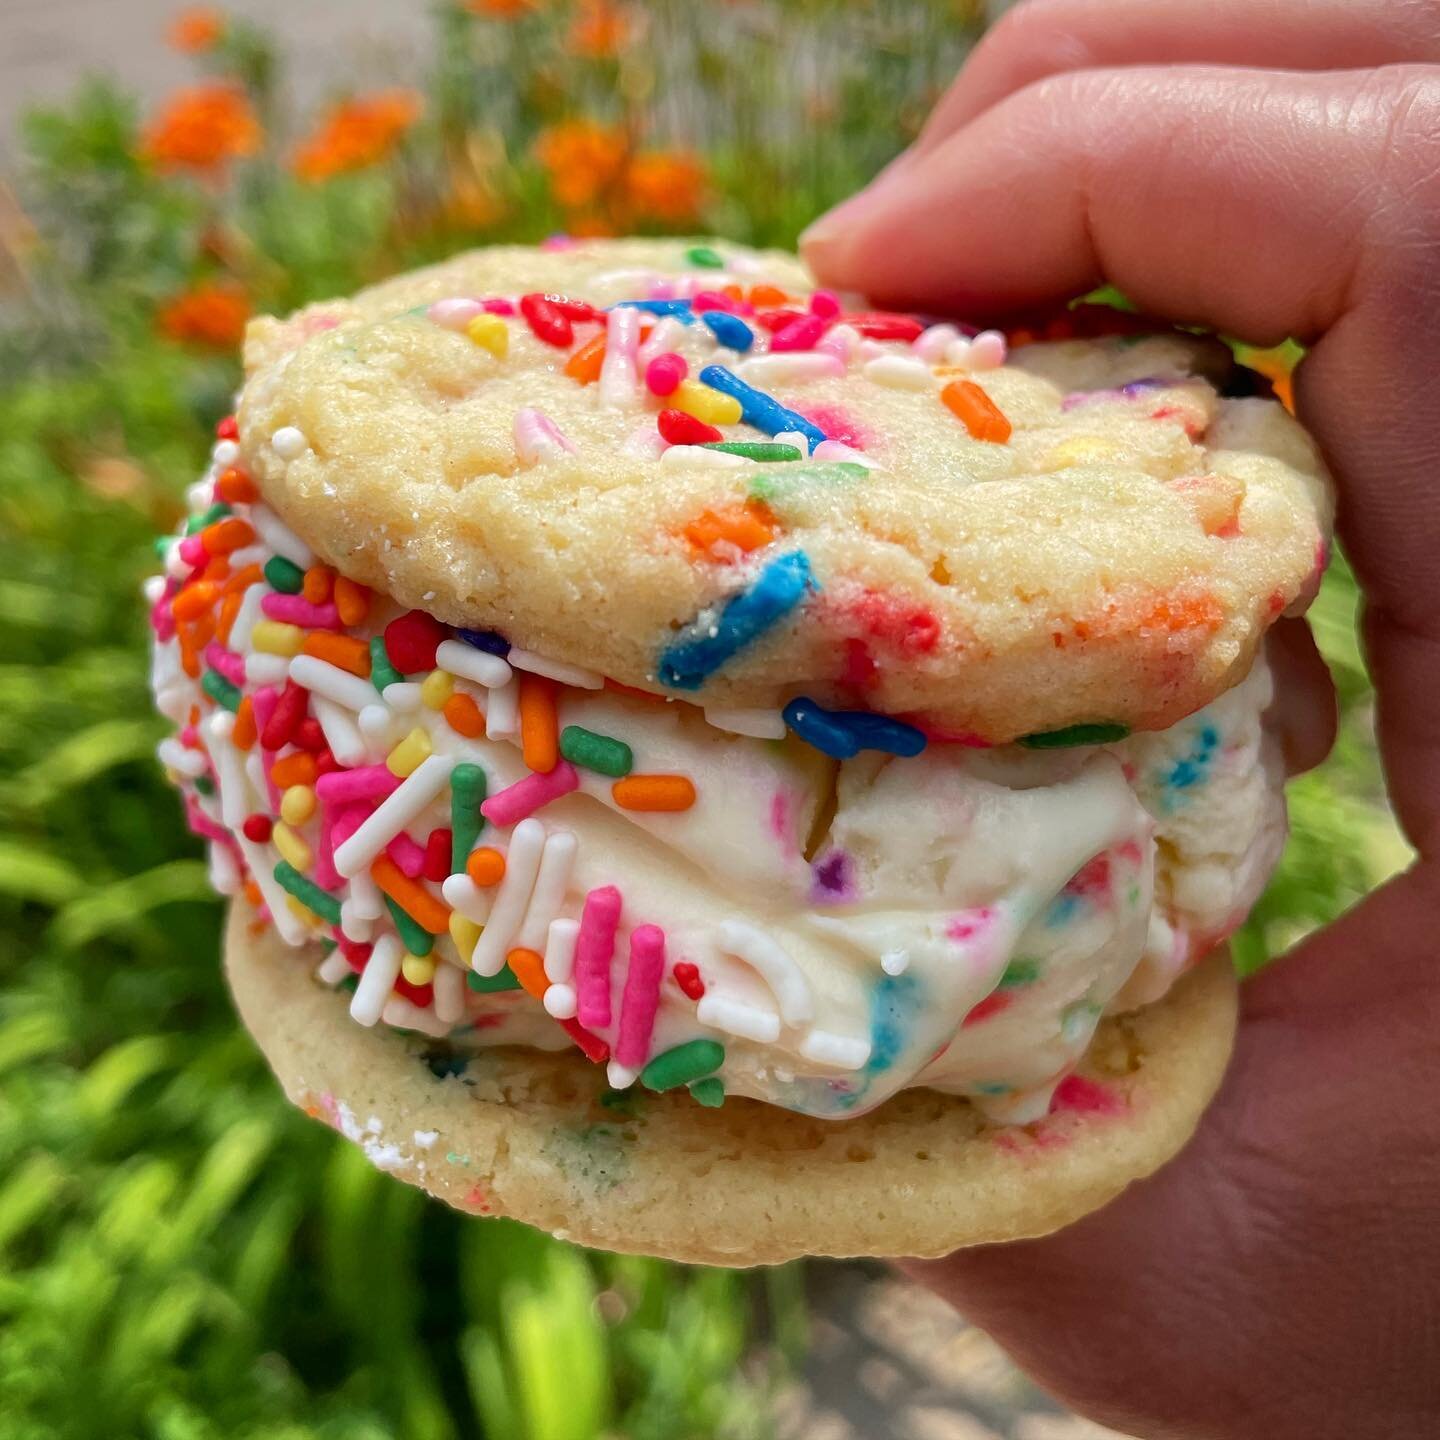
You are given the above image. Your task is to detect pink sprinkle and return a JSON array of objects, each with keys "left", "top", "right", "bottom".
[
  {"left": 180, "top": 725, "right": 199, "bottom": 748},
  {"left": 810, "top": 289, "right": 841, "bottom": 319},
  {"left": 250, "top": 686, "right": 283, "bottom": 809},
  {"left": 947, "top": 906, "right": 996, "bottom": 942},
  {"left": 149, "top": 582, "right": 178, "bottom": 641},
  {"left": 330, "top": 803, "right": 367, "bottom": 851},
  {"left": 184, "top": 794, "right": 230, "bottom": 846},
  {"left": 615, "top": 924, "right": 666, "bottom": 1067},
  {"left": 480, "top": 762, "right": 579, "bottom": 827},
  {"left": 312, "top": 804, "right": 342, "bottom": 889},
  {"left": 482, "top": 297, "right": 516, "bottom": 315},
  {"left": 178, "top": 535, "right": 206, "bottom": 567},
  {"left": 1050, "top": 1075, "right": 1126, "bottom": 1117},
  {"left": 574, "top": 885, "right": 622, "bottom": 1029},
  {"left": 428, "top": 297, "right": 485, "bottom": 330},
  {"left": 203, "top": 642, "right": 245, "bottom": 687},
  {"left": 316, "top": 764, "right": 403, "bottom": 805},
  {"left": 770, "top": 313, "right": 829, "bottom": 352},
  {"left": 386, "top": 831, "right": 426, "bottom": 878},
  {"left": 692, "top": 290, "right": 735, "bottom": 312},
  {"left": 645, "top": 352, "right": 687, "bottom": 396},
  {"left": 262, "top": 593, "right": 342, "bottom": 630}
]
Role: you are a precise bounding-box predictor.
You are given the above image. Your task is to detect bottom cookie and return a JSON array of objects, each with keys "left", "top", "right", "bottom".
[{"left": 225, "top": 903, "right": 1238, "bottom": 1266}]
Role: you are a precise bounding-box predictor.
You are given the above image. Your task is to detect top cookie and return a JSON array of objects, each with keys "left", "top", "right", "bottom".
[{"left": 238, "top": 238, "right": 1331, "bottom": 742}]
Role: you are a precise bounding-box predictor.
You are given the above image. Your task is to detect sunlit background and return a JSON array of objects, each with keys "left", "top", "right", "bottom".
[{"left": 0, "top": 3, "right": 1408, "bottom": 1437}]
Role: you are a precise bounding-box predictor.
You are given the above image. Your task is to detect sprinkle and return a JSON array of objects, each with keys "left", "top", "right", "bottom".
[
  {"left": 485, "top": 678, "right": 520, "bottom": 740},
  {"left": 371, "top": 854, "right": 451, "bottom": 934},
  {"left": 612, "top": 298, "right": 693, "bottom": 319},
  {"left": 695, "top": 993, "right": 781, "bottom": 1043},
  {"left": 316, "top": 763, "right": 402, "bottom": 806},
  {"left": 466, "top": 846, "right": 506, "bottom": 887},
  {"left": 658, "top": 408, "right": 723, "bottom": 446},
  {"left": 770, "top": 313, "right": 827, "bottom": 352},
  {"left": 334, "top": 753, "right": 455, "bottom": 878},
  {"left": 671, "top": 378, "right": 743, "bottom": 427},
  {"left": 369, "top": 636, "right": 405, "bottom": 692},
  {"left": 290, "top": 654, "right": 378, "bottom": 712},
  {"left": 543, "top": 984, "right": 577, "bottom": 1019},
  {"left": 401, "top": 954, "right": 437, "bottom": 986},
  {"left": 798, "top": 1030, "right": 872, "bottom": 1070},
  {"left": 644, "top": 353, "right": 687, "bottom": 396},
  {"left": 449, "top": 913, "right": 482, "bottom": 967},
  {"left": 661, "top": 446, "right": 746, "bottom": 472},
  {"left": 615, "top": 924, "right": 666, "bottom": 1068},
  {"left": 689, "top": 1078, "right": 725, "bottom": 1107},
  {"left": 941, "top": 379, "right": 1012, "bottom": 442},
  {"left": 469, "top": 966, "right": 522, "bottom": 994},
  {"left": 465, "top": 313, "right": 508, "bottom": 357},
  {"left": 574, "top": 885, "right": 622, "bottom": 1029},
  {"left": 863, "top": 355, "right": 934, "bottom": 390},
  {"left": 249, "top": 506, "right": 314, "bottom": 569},
  {"left": 385, "top": 896, "right": 434, "bottom": 956},
  {"left": 515, "top": 830, "right": 577, "bottom": 952},
  {"left": 215, "top": 468, "right": 257, "bottom": 504},
  {"left": 301, "top": 566, "right": 333, "bottom": 605},
  {"left": 312, "top": 697, "right": 367, "bottom": 766},
  {"left": 419, "top": 669, "right": 453, "bottom": 710},
  {"left": 702, "top": 441, "right": 801, "bottom": 462},
  {"left": 505, "top": 646, "right": 604, "bottom": 690},
  {"left": 384, "top": 831, "right": 426, "bottom": 879},
  {"left": 811, "top": 439, "right": 876, "bottom": 468},
  {"left": 736, "top": 352, "right": 844, "bottom": 386},
  {"left": 260, "top": 678, "right": 307, "bottom": 750},
  {"left": 439, "top": 763, "right": 483, "bottom": 875},
  {"left": 456, "top": 627, "right": 511, "bottom": 657},
  {"left": 847, "top": 312, "right": 924, "bottom": 342},
  {"left": 263, "top": 555, "right": 304, "bottom": 593},
  {"left": 519, "top": 292, "right": 574, "bottom": 347},
  {"left": 201, "top": 669, "right": 241, "bottom": 711},
  {"left": 810, "top": 289, "right": 841, "bottom": 319},
  {"left": 686, "top": 245, "right": 724, "bottom": 268},
  {"left": 334, "top": 576, "right": 370, "bottom": 627},
  {"left": 683, "top": 501, "right": 776, "bottom": 558},
  {"left": 658, "top": 550, "right": 816, "bottom": 690},
  {"left": 599, "top": 306, "right": 642, "bottom": 408},
  {"left": 697, "top": 364, "right": 827, "bottom": 447},
  {"left": 262, "top": 593, "right": 341, "bottom": 630},
  {"left": 612, "top": 775, "right": 696, "bottom": 812},
  {"left": 469, "top": 818, "right": 546, "bottom": 975},
  {"left": 273, "top": 860, "right": 341, "bottom": 926},
  {"left": 443, "top": 691, "right": 485, "bottom": 738},
  {"left": 1019, "top": 721, "right": 1131, "bottom": 749},
  {"left": 480, "top": 761, "right": 579, "bottom": 827},
  {"left": 242, "top": 814, "right": 272, "bottom": 844},
  {"left": 435, "top": 637, "right": 513, "bottom": 689},
  {"left": 302, "top": 631, "right": 371, "bottom": 678},
  {"left": 505, "top": 947, "right": 549, "bottom": 1001},
  {"left": 559, "top": 725, "right": 633, "bottom": 777},
  {"left": 350, "top": 935, "right": 402, "bottom": 1026},
  {"left": 544, "top": 917, "right": 580, "bottom": 983},
  {"left": 781, "top": 697, "right": 927, "bottom": 759},
  {"left": 271, "top": 426, "right": 308, "bottom": 460},
  {"left": 672, "top": 960, "right": 705, "bottom": 999},
  {"left": 428, "top": 297, "right": 485, "bottom": 330},
  {"left": 561, "top": 332, "right": 606, "bottom": 386},
  {"left": 914, "top": 322, "right": 961, "bottom": 363},
  {"left": 280, "top": 784, "right": 316, "bottom": 825},
  {"left": 558, "top": 1017, "right": 610, "bottom": 1064},
  {"left": 272, "top": 822, "right": 313, "bottom": 873},
  {"left": 969, "top": 329, "right": 1008, "bottom": 369},
  {"left": 251, "top": 621, "right": 305, "bottom": 657},
  {"left": 715, "top": 918, "right": 812, "bottom": 1025},
  {"left": 640, "top": 1038, "right": 724, "bottom": 1092},
  {"left": 386, "top": 727, "right": 433, "bottom": 778},
  {"left": 385, "top": 610, "right": 448, "bottom": 675},
  {"left": 700, "top": 310, "right": 754, "bottom": 352},
  {"left": 516, "top": 674, "right": 558, "bottom": 773}
]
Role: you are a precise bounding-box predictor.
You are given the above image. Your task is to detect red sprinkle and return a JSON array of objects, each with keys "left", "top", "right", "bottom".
[
  {"left": 672, "top": 961, "right": 705, "bottom": 1000},
  {"left": 658, "top": 409, "right": 723, "bottom": 446},
  {"left": 962, "top": 991, "right": 1013, "bottom": 1027},
  {"left": 542, "top": 293, "right": 603, "bottom": 324},
  {"left": 293, "top": 717, "right": 327, "bottom": 753},
  {"left": 520, "top": 293, "right": 573, "bottom": 347},
  {"left": 558, "top": 1017, "right": 610, "bottom": 1064},
  {"left": 846, "top": 312, "right": 925, "bottom": 341},
  {"left": 260, "top": 679, "right": 307, "bottom": 751},
  {"left": 216, "top": 415, "right": 239, "bottom": 440},
  {"left": 423, "top": 828, "right": 452, "bottom": 882},
  {"left": 770, "top": 314, "right": 828, "bottom": 352},
  {"left": 384, "top": 610, "right": 448, "bottom": 675},
  {"left": 242, "top": 813, "right": 273, "bottom": 843},
  {"left": 754, "top": 307, "right": 806, "bottom": 333},
  {"left": 314, "top": 748, "right": 339, "bottom": 776}
]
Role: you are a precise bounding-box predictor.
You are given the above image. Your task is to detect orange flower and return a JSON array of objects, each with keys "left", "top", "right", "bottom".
[
  {"left": 292, "top": 90, "right": 423, "bottom": 182},
  {"left": 535, "top": 119, "right": 627, "bottom": 209},
  {"left": 140, "top": 84, "right": 261, "bottom": 175},
  {"left": 167, "top": 7, "right": 225, "bottom": 53},
  {"left": 157, "top": 280, "right": 250, "bottom": 349},
  {"left": 567, "top": 0, "right": 630, "bottom": 58},
  {"left": 464, "top": 0, "right": 541, "bottom": 16},
  {"left": 625, "top": 150, "right": 706, "bottom": 223}
]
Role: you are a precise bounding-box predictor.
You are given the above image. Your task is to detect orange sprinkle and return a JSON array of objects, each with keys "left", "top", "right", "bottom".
[
  {"left": 243, "top": 879, "right": 264, "bottom": 909},
  {"left": 270, "top": 751, "right": 318, "bottom": 789},
  {"left": 200, "top": 555, "right": 231, "bottom": 585},
  {"left": 215, "top": 467, "right": 258, "bottom": 504},
  {"left": 444, "top": 691, "right": 485, "bottom": 738},
  {"left": 748, "top": 283, "right": 791, "bottom": 307},
  {"left": 222, "top": 563, "right": 263, "bottom": 596},
  {"left": 302, "top": 566, "right": 334, "bottom": 605},
  {"left": 333, "top": 575, "right": 370, "bottom": 627},
  {"left": 564, "top": 332, "right": 607, "bottom": 384},
  {"left": 683, "top": 499, "right": 776, "bottom": 558},
  {"left": 216, "top": 590, "right": 243, "bottom": 647},
  {"left": 506, "top": 947, "right": 549, "bottom": 1001},
  {"left": 201, "top": 516, "right": 255, "bottom": 555},
  {"left": 232, "top": 695, "right": 257, "bottom": 750},
  {"left": 720, "top": 284, "right": 745, "bottom": 303},
  {"left": 370, "top": 855, "right": 451, "bottom": 934},
  {"left": 302, "top": 631, "right": 371, "bottom": 677},
  {"left": 172, "top": 581, "right": 218, "bottom": 622},
  {"left": 466, "top": 846, "right": 507, "bottom": 887},
  {"left": 518, "top": 673, "right": 558, "bottom": 773},
  {"left": 188, "top": 705, "right": 201, "bottom": 728},
  {"left": 612, "top": 774, "right": 696, "bottom": 812},
  {"left": 940, "top": 380, "right": 1012, "bottom": 443}
]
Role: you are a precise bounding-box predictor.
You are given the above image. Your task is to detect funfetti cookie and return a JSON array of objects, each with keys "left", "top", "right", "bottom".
[{"left": 148, "top": 237, "right": 1331, "bottom": 1264}]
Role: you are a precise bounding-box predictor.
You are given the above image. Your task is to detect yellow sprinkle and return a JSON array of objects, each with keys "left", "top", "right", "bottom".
[
  {"left": 672, "top": 378, "right": 742, "bottom": 426},
  {"left": 466, "top": 314, "right": 509, "bottom": 358},
  {"left": 420, "top": 668, "right": 454, "bottom": 710},
  {"left": 286, "top": 894, "right": 322, "bottom": 925},
  {"left": 280, "top": 784, "right": 316, "bottom": 826},
  {"left": 1044, "top": 435, "right": 1118, "bottom": 468},
  {"left": 272, "top": 821, "right": 312, "bottom": 872},
  {"left": 252, "top": 620, "right": 305, "bottom": 657},
  {"left": 449, "top": 913, "right": 481, "bottom": 966},
  {"left": 402, "top": 954, "right": 437, "bottom": 985},
  {"left": 386, "top": 726, "right": 433, "bottom": 778}
]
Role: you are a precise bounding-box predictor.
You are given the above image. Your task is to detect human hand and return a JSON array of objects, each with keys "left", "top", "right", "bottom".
[{"left": 802, "top": 2, "right": 1440, "bottom": 1435}]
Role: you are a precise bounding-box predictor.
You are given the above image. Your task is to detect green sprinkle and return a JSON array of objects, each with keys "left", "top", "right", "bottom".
[
  {"left": 185, "top": 502, "right": 231, "bottom": 535},
  {"left": 385, "top": 896, "right": 433, "bottom": 956},
  {"left": 686, "top": 245, "right": 724, "bottom": 268},
  {"left": 559, "top": 726, "right": 633, "bottom": 778},
  {"left": 192, "top": 775, "right": 215, "bottom": 796},
  {"left": 201, "top": 669, "right": 241, "bottom": 712},
  {"left": 640, "top": 1038, "right": 725, "bottom": 1093},
  {"left": 688, "top": 1077, "right": 726, "bottom": 1108},
  {"left": 263, "top": 555, "right": 305, "bottom": 594},
  {"left": 701, "top": 441, "right": 802, "bottom": 462},
  {"left": 748, "top": 461, "right": 868, "bottom": 500},
  {"left": 369, "top": 635, "right": 405, "bottom": 692},
  {"left": 153, "top": 535, "right": 175, "bottom": 557},
  {"left": 273, "top": 862, "right": 342, "bottom": 926},
  {"left": 450, "top": 762, "right": 488, "bottom": 871},
  {"left": 468, "top": 967, "right": 522, "bottom": 993},
  {"left": 338, "top": 974, "right": 359, "bottom": 995},
  {"left": 1018, "top": 722, "right": 1131, "bottom": 750},
  {"left": 998, "top": 957, "right": 1042, "bottom": 989}
]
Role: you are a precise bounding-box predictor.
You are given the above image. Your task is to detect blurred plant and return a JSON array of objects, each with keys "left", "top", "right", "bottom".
[
  {"left": 292, "top": 90, "right": 425, "bottom": 183},
  {"left": 139, "top": 81, "right": 262, "bottom": 177}
]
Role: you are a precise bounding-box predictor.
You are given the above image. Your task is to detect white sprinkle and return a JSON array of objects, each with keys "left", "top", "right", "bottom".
[
  {"left": 433, "top": 961, "right": 466, "bottom": 1024},
  {"left": 155, "top": 684, "right": 189, "bottom": 724},
  {"left": 696, "top": 993, "right": 781, "bottom": 1044},
  {"left": 317, "top": 950, "right": 352, "bottom": 985},
  {"left": 515, "top": 830, "right": 577, "bottom": 951},
  {"left": 157, "top": 737, "right": 208, "bottom": 777},
  {"left": 599, "top": 306, "right": 642, "bottom": 408},
  {"left": 290, "top": 654, "right": 378, "bottom": 713},
  {"left": 245, "top": 653, "right": 292, "bottom": 687},
  {"left": 880, "top": 949, "right": 910, "bottom": 976},
  {"left": 469, "top": 819, "right": 546, "bottom": 976},
  {"left": 543, "top": 917, "right": 580, "bottom": 983},
  {"left": 505, "top": 646, "right": 603, "bottom": 690},
  {"left": 350, "top": 934, "right": 402, "bottom": 1026},
  {"left": 348, "top": 864, "right": 385, "bottom": 921},
  {"left": 485, "top": 677, "right": 520, "bottom": 740},
  {"left": 165, "top": 543, "right": 191, "bottom": 582},
  {"left": 637, "top": 315, "right": 687, "bottom": 367},
  {"left": 773, "top": 428, "right": 812, "bottom": 458},
  {"left": 816, "top": 323, "right": 862, "bottom": 364},
  {"left": 436, "top": 638, "right": 513, "bottom": 689},
  {"left": 243, "top": 750, "right": 268, "bottom": 806},
  {"left": 271, "top": 426, "right": 308, "bottom": 461},
  {"left": 142, "top": 574, "right": 167, "bottom": 605},
  {"left": 715, "top": 919, "right": 813, "bottom": 1025},
  {"left": 339, "top": 901, "right": 374, "bottom": 943},
  {"left": 227, "top": 544, "right": 267, "bottom": 571},
  {"left": 358, "top": 704, "right": 400, "bottom": 753},
  {"left": 334, "top": 753, "right": 455, "bottom": 878},
  {"left": 542, "top": 983, "right": 577, "bottom": 1019},
  {"left": 428, "top": 296, "right": 484, "bottom": 330},
  {"left": 441, "top": 873, "right": 492, "bottom": 924},
  {"left": 250, "top": 505, "right": 313, "bottom": 568},
  {"left": 736, "top": 352, "right": 844, "bottom": 386},
  {"left": 914, "top": 323, "right": 961, "bottom": 364},
  {"left": 606, "top": 1061, "right": 639, "bottom": 1090},
  {"left": 660, "top": 446, "right": 748, "bottom": 470},
  {"left": 702, "top": 706, "right": 787, "bottom": 740},
  {"left": 212, "top": 439, "right": 241, "bottom": 468},
  {"left": 207, "top": 840, "right": 241, "bottom": 897},
  {"left": 383, "top": 681, "right": 424, "bottom": 712},
  {"left": 863, "top": 355, "right": 935, "bottom": 390},
  {"left": 229, "top": 581, "right": 266, "bottom": 655},
  {"left": 812, "top": 439, "right": 877, "bottom": 469},
  {"left": 381, "top": 996, "right": 452, "bottom": 1038},
  {"left": 969, "top": 329, "right": 1007, "bottom": 370},
  {"left": 204, "top": 711, "right": 251, "bottom": 828},
  {"left": 798, "top": 1030, "right": 872, "bottom": 1070},
  {"left": 513, "top": 407, "right": 577, "bottom": 467},
  {"left": 236, "top": 835, "right": 309, "bottom": 945},
  {"left": 312, "top": 696, "right": 368, "bottom": 767}
]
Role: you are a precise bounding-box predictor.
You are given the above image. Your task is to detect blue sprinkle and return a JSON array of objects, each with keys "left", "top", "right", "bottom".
[
  {"left": 699, "top": 310, "right": 754, "bottom": 352},
  {"left": 610, "top": 299, "right": 695, "bottom": 321},
  {"left": 658, "top": 551, "right": 816, "bottom": 691},
  {"left": 868, "top": 973, "right": 921, "bottom": 1074},
  {"left": 782, "top": 697, "right": 927, "bottom": 759},
  {"left": 456, "top": 628, "right": 511, "bottom": 657},
  {"left": 698, "top": 364, "right": 827, "bottom": 448}
]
